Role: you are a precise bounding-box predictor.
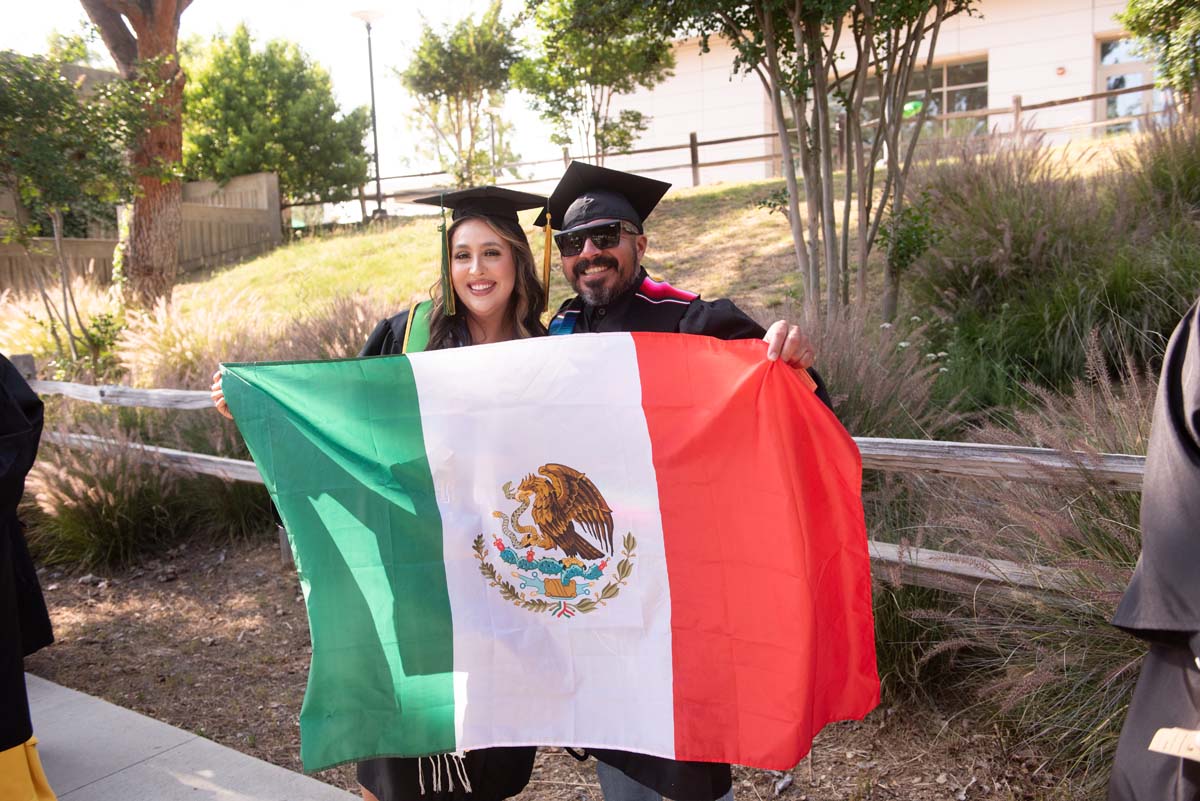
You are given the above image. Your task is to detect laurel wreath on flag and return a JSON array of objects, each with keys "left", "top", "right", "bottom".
[{"left": 472, "top": 532, "right": 636, "bottom": 616}]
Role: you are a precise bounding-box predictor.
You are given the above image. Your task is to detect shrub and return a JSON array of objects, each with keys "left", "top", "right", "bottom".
[
  {"left": 0, "top": 281, "right": 125, "bottom": 379},
  {"left": 24, "top": 417, "right": 192, "bottom": 568},
  {"left": 276, "top": 292, "right": 401, "bottom": 360},
  {"left": 157, "top": 408, "right": 275, "bottom": 542},
  {"left": 116, "top": 290, "right": 279, "bottom": 389},
  {"left": 115, "top": 290, "right": 404, "bottom": 389},
  {"left": 1117, "top": 111, "right": 1200, "bottom": 216},
  {"left": 912, "top": 337, "right": 1153, "bottom": 793},
  {"left": 807, "top": 309, "right": 960, "bottom": 441},
  {"left": 909, "top": 124, "right": 1200, "bottom": 410}
]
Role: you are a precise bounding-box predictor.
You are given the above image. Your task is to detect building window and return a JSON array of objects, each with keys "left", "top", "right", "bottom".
[
  {"left": 862, "top": 58, "right": 989, "bottom": 139},
  {"left": 1096, "top": 37, "right": 1167, "bottom": 135}
]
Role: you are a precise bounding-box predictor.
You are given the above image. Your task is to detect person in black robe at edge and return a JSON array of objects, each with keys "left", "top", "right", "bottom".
[
  {"left": 0, "top": 354, "right": 57, "bottom": 801},
  {"left": 212, "top": 187, "right": 552, "bottom": 801},
  {"left": 539, "top": 161, "right": 829, "bottom": 801},
  {"left": 1108, "top": 297, "right": 1200, "bottom": 801}
]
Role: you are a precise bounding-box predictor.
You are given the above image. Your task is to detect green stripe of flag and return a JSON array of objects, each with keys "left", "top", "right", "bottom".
[{"left": 223, "top": 356, "right": 457, "bottom": 769}]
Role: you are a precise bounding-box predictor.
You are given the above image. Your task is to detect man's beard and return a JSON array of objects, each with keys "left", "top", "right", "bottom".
[{"left": 572, "top": 255, "right": 638, "bottom": 306}]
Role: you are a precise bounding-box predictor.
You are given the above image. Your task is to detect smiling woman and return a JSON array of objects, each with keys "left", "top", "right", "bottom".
[
  {"left": 399, "top": 187, "right": 549, "bottom": 353},
  {"left": 448, "top": 219, "right": 522, "bottom": 345},
  {"left": 207, "top": 186, "right": 551, "bottom": 801}
]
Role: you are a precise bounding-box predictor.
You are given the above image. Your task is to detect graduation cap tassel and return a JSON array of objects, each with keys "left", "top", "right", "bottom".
[
  {"left": 542, "top": 216, "right": 552, "bottom": 314},
  {"left": 438, "top": 196, "right": 456, "bottom": 316}
]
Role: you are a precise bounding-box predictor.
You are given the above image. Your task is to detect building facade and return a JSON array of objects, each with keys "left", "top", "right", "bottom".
[{"left": 601, "top": 0, "right": 1164, "bottom": 188}]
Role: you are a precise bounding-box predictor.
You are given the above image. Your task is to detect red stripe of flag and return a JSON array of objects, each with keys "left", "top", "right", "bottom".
[{"left": 631, "top": 332, "right": 878, "bottom": 768}]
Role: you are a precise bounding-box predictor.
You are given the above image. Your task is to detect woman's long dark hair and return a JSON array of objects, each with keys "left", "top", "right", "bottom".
[{"left": 426, "top": 214, "right": 547, "bottom": 350}]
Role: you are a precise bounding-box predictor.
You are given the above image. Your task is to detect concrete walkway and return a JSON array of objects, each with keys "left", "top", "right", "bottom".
[{"left": 27, "top": 673, "right": 355, "bottom": 800}]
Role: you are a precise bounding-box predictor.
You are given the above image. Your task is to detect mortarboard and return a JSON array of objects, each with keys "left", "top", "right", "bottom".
[
  {"left": 413, "top": 186, "right": 551, "bottom": 315},
  {"left": 537, "top": 161, "right": 671, "bottom": 233}
]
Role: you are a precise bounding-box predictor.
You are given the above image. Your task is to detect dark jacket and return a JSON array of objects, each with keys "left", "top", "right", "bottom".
[
  {"left": 1112, "top": 299, "right": 1200, "bottom": 655},
  {"left": 551, "top": 268, "right": 832, "bottom": 415},
  {"left": 1108, "top": 300, "right": 1200, "bottom": 801},
  {"left": 1, "top": 354, "right": 53, "bottom": 750}
]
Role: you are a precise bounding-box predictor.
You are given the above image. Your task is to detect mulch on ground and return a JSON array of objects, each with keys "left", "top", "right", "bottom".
[{"left": 26, "top": 536, "right": 1066, "bottom": 800}]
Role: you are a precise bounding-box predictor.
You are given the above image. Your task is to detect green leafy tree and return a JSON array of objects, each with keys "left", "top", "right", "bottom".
[
  {"left": 46, "top": 21, "right": 105, "bottom": 67},
  {"left": 399, "top": 1, "right": 519, "bottom": 187},
  {"left": 1119, "top": 0, "right": 1200, "bottom": 110},
  {"left": 0, "top": 50, "right": 158, "bottom": 370},
  {"left": 633, "top": 0, "right": 972, "bottom": 323},
  {"left": 182, "top": 25, "right": 371, "bottom": 204},
  {"left": 513, "top": 0, "right": 674, "bottom": 164}
]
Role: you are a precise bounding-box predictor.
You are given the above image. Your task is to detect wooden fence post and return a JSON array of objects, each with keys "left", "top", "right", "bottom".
[
  {"left": 11, "top": 354, "right": 35, "bottom": 380},
  {"left": 689, "top": 132, "right": 701, "bottom": 186},
  {"left": 1012, "top": 94, "right": 1023, "bottom": 133},
  {"left": 278, "top": 525, "right": 294, "bottom": 569}
]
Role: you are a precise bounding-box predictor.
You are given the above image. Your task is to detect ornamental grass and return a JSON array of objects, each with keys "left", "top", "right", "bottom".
[
  {"left": 23, "top": 413, "right": 191, "bottom": 568},
  {"left": 909, "top": 335, "right": 1154, "bottom": 793}
]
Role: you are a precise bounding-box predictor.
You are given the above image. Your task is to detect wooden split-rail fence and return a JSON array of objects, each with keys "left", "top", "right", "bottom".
[{"left": 30, "top": 376, "right": 1144, "bottom": 607}]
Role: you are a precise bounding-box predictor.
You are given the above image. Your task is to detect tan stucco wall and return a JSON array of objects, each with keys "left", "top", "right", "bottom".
[{"left": 606, "top": 0, "right": 1133, "bottom": 186}]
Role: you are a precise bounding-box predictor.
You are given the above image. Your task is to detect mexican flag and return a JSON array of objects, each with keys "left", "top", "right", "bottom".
[{"left": 222, "top": 332, "right": 877, "bottom": 773}]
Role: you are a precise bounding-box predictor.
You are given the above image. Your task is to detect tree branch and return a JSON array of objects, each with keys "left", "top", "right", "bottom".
[{"left": 80, "top": 0, "right": 139, "bottom": 77}]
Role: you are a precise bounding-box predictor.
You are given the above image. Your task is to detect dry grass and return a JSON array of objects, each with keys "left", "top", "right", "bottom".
[
  {"left": 0, "top": 280, "right": 121, "bottom": 362},
  {"left": 115, "top": 290, "right": 403, "bottom": 389},
  {"left": 906, "top": 337, "right": 1153, "bottom": 794},
  {"left": 24, "top": 418, "right": 189, "bottom": 568}
]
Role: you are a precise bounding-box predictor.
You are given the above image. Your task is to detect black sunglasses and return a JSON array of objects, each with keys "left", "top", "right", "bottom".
[{"left": 553, "top": 221, "right": 637, "bottom": 257}]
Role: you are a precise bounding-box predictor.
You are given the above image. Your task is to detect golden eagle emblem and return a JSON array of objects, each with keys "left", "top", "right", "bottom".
[
  {"left": 479, "top": 464, "right": 634, "bottom": 618},
  {"left": 512, "top": 463, "right": 614, "bottom": 560}
]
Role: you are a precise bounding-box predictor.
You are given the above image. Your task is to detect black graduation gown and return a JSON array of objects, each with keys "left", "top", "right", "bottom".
[
  {"left": 0, "top": 355, "right": 53, "bottom": 752},
  {"left": 551, "top": 271, "right": 830, "bottom": 801},
  {"left": 1108, "top": 299, "right": 1200, "bottom": 801},
  {"left": 551, "top": 269, "right": 832, "bottom": 410},
  {"left": 356, "top": 311, "right": 538, "bottom": 801}
]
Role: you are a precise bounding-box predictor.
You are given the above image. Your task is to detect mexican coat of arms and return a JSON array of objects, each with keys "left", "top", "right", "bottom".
[{"left": 473, "top": 463, "right": 636, "bottom": 618}]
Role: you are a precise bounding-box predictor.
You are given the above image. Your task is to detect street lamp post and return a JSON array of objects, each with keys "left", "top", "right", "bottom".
[{"left": 352, "top": 10, "right": 385, "bottom": 220}]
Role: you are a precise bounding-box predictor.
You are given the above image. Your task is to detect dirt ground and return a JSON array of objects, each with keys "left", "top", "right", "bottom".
[{"left": 26, "top": 538, "right": 1070, "bottom": 801}]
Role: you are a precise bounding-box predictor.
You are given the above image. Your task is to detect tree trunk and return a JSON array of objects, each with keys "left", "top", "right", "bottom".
[
  {"left": 82, "top": 0, "right": 191, "bottom": 308},
  {"left": 757, "top": 6, "right": 815, "bottom": 326},
  {"left": 881, "top": 265, "right": 901, "bottom": 322},
  {"left": 128, "top": 62, "right": 184, "bottom": 306},
  {"left": 804, "top": 26, "right": 842, "bottom": 321}
]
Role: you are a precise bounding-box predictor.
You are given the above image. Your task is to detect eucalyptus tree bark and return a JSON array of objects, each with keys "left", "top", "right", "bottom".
[{"left": 81, "top": 0, "right": 193, "bottom": 308}]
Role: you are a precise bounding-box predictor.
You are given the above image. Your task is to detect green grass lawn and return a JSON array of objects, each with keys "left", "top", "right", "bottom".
[
  {"left": 174, "top": 176, "right": 873, "bottom": 326},
  {"left": 173, "top": 217, "right": 445, "bottom": 326}
]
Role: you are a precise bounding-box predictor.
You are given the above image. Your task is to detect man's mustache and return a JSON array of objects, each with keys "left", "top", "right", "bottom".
[{"left": 573, "top": 255, "right": 620, "bottom": 280}]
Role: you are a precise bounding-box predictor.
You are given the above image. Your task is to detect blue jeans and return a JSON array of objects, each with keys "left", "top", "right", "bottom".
[{"left": 595, "top": 760, "right": 736, "bottom": 801}]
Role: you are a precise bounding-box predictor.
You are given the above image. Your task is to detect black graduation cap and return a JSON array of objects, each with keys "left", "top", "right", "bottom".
[
  {"left": 538, "top": 161, "right": 671, "bottom": 232},
  {"left": 412, "top": 186, "right": 548, "bottom": 224},
  {"left": 412, "top": 186, "right": 552, "bottom": 315}
]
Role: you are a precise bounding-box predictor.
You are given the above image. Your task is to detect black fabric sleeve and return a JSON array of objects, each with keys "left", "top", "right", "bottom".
[
  {"left": 677, "top": 298, "right": 767, "bottom": 341},
  {"left": 359, "top": 311, "right": 411, "bottom": 357},
  {"left": 678, "top": 300, "right": 833, "bottom": 411}
]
